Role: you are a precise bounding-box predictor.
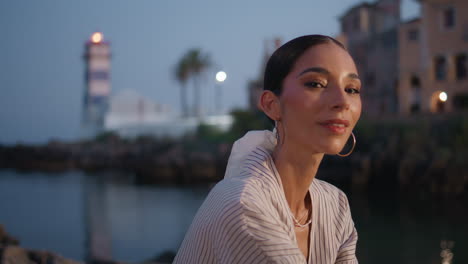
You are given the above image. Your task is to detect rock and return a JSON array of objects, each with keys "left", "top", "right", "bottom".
[
  {"left": 186, "top": 151, "right": 217, "bottom": 183},
  {"left": 0, "top": 225, "right": 19, "bottom": 247},
  {"left": 1, "top": 246, "right": 32, "bottom": 264},
  {"left": 1, "top": 246, "right": 82, "bottom": 264}
]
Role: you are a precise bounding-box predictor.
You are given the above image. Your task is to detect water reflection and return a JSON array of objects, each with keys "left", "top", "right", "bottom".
[
  {"left": 350, "top": 189, "right": 467, "bottom": 264},
  {"left": 103, "top": 178, "right": 209, "bottom": 261},
  {"left": 84, "top": 174, "right": 112, "bottom": 261},
  {"left": 83, "top": 172, "right": 210, "bottom": 262},
  {"left": 0, "top": 170, "right": 210, "bottom": 262},
  {"left": 440, "top": 240, "right": 454, "bottom": 264},
  {"left": 0, "top": 170, "right": 86, "bottom": 260},
  {"left": 0, "top": 169, "right": 467, "bottom": 263}
]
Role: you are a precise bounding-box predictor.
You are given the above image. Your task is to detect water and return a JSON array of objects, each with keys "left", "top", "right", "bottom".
[
  {"left": 350, "top": 192, "right": 468, "bottom": 264},
  {"left": 0, "top": 169, "right": 209, "bottom": 262},
  {"left": 0, "top": 169, "right": 467, "bottom": 263}
]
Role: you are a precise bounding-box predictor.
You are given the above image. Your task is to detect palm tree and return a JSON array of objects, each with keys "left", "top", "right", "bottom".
[
  {"left": 174, "top": 58, "right": 190, "bottom": 117},
  {"left": 175, "top": 48, "right": 211, "bottom": 118}
]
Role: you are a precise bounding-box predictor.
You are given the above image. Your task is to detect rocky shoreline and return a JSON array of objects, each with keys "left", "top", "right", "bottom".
[
  {"left": 0, "top": 135, "right": 231, "bottom": 185},
  {"left": 0, "top": 225, "right": 82, "bottom": 264},
  {"left": 1, "top": 113, "right": 468, "bottom": 197}
]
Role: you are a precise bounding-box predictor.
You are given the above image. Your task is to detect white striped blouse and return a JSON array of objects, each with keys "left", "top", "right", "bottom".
[{"left": 174, "top": 130, "right": 358, "bottom": 264}]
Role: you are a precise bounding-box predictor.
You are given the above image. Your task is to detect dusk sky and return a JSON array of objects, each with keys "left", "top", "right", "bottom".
[{"left": 0, "top": 0, "right": 419, "bottom": 144}]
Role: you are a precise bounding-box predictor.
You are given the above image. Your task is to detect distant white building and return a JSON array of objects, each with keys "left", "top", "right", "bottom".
[
  {"left": 104, "top": 90, "right": 233, "bottom": 138},
  {"left": 105, "top": 89, "right": 172, "bottom": 129}
]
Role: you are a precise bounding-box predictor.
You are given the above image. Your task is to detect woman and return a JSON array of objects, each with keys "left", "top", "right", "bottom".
[{"left": 174, "top": 35, "right": 361, "bottom": 264}]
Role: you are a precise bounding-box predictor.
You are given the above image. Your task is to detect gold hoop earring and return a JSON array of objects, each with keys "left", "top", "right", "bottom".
[{"left": 337, "top": 132, "right": 356, "bottom": 157}]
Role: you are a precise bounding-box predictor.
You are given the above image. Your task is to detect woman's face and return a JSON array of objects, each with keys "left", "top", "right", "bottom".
[{"left": 278, "top": 42, "right": 361, "bottom": 155}]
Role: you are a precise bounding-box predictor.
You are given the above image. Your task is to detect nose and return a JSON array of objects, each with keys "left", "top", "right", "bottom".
[{"left": 329, "top": 84, "right": 350, "bottom": 111}]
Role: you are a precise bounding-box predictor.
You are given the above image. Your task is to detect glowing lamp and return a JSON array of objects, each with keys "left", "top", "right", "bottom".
[
  {"left": 91, "top": 32, "right": 103, "bottom": 44},
  {"left": 439, "top": 92, "right": 448, "bottom": 102},
  {"left": 216, "top": 71, "right": 227, "bottom": 83}
]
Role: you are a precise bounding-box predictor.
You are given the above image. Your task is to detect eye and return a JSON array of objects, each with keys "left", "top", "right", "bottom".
[
  {"left": 345, "top": 87, "right": 360, "bottom": 94},
  {"left": 304, "top": 81, "right": 326, "bottom": 88}
]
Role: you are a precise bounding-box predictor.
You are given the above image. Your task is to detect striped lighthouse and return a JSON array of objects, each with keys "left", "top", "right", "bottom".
[{"left": 83, "top": 32, "right": 111, "bottom": 128}]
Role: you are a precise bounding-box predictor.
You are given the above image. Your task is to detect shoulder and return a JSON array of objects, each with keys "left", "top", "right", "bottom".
[
  {"left": 207, "top": 174, "right": 273, "bottom": 218},
  {"left": 312, "top": 179, "right": 356, "bottom": 247},
  {"left": 221, "top": 145, "right": 281, "bottom": 210},
  {"left": 313, "top": 179, "right": 347, "bottom": 199},
  {"left": 177, "top": 176, "right": 303, "bottom": 263},
  {"left": 174, "top": 178, "right": 258, "bottom": 263},
  {"left": 312, "top": 179, "right": 352, "bottom": 215}
]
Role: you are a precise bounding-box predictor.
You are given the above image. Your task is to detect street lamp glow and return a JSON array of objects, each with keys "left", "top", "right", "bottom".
[
  {"left": 91, "top": 32, "right": 103, "bottom": 43},
  {"left": 216, "top": 71, "right": 227, "bottom": 82},
  {"left": 439, "top": 92, "right": 448, "bottom": 102}
]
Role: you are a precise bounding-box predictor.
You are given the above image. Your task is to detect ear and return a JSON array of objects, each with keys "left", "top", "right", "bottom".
[{"left": 258, "top": 90, "right": 281, "bottom": 121}]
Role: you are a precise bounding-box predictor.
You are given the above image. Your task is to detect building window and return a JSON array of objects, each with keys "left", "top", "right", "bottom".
[
  {"left": 453, "top": 93, "right": 468, "bottom": 110},
  {"left": 434, "top": 56, "right": 446, "bottom": 81},
  {"left": 408, "top": 29, "right": 419, "bottom": 41},
  {"left": 463, "top": 24, "right": 468, "bottom": 41},
  {"left": 456, "top": 54, "right": 467, "bottom": 80},
  {"left": 410, "top": 76, "right": 420, "bottom": 87},
  {"left": 353, "top": 15, "right": 360, "bottom": 31},
  {"left": 410, "top": 103, "right": 420, "bottom": 113},
  {"left": 410, "top": 76, "right": 421, "bottom": 113},
  {"left": 342, "top": 21, "right": 348, "bottom": 34},
  {"left": 443, "top": 7, "right": 455, "bottom": 29}
]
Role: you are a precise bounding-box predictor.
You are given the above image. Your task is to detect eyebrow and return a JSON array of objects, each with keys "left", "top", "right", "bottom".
[
  {"left": 297, "top": 67, "right": 360, "bottom": 80},
  {"left": 347, "top": 73, "right": 360, "bottom": 80},
  {"left": 297, "top": 67, "right": 329, "bottom": 77}
]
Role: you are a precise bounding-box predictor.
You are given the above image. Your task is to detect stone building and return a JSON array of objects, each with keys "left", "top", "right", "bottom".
[
  {"left": 339, "top": 0, "right": 401, "bottom": 116},
  {"left": 398, "top": 0, "right": 468, "bottom": 114}
]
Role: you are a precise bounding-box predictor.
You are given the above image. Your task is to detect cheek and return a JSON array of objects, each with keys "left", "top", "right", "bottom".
[
  {"left": 281, "top": 85, "right": 303, "bottom": 112},
  {"left": 283, "top": 91, "right": 320, "bottom": 122},
  {"left": 280, "top": 92, "right": 309, "bottom": 131},
  {"left": 283, "top": 85, "right": 320, "bottom": 110}
]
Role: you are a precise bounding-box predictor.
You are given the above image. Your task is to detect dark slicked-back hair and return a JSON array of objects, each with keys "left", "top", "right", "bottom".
[{"left": 263, "top": 35, "right": 346, "bottom": 96}]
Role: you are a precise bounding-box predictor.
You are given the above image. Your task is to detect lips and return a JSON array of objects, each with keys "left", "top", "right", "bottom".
[{"left": 318, "top": 119, "right": 349, "bottom": 134}]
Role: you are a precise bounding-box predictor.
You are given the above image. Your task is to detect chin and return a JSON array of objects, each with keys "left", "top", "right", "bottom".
[
  {"left": 324, "top": 150, "right": 342, "bottom": 156},
  {"left": 322, "top": 142, "right": 346, "bottom": 155},
  {"left": 302, "top": 135, "right": 346, "bottom": 155}
]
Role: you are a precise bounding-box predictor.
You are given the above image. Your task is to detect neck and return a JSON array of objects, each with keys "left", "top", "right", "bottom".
[{"left": 272, "top": 140, "right": 324, "bottom": 216}]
